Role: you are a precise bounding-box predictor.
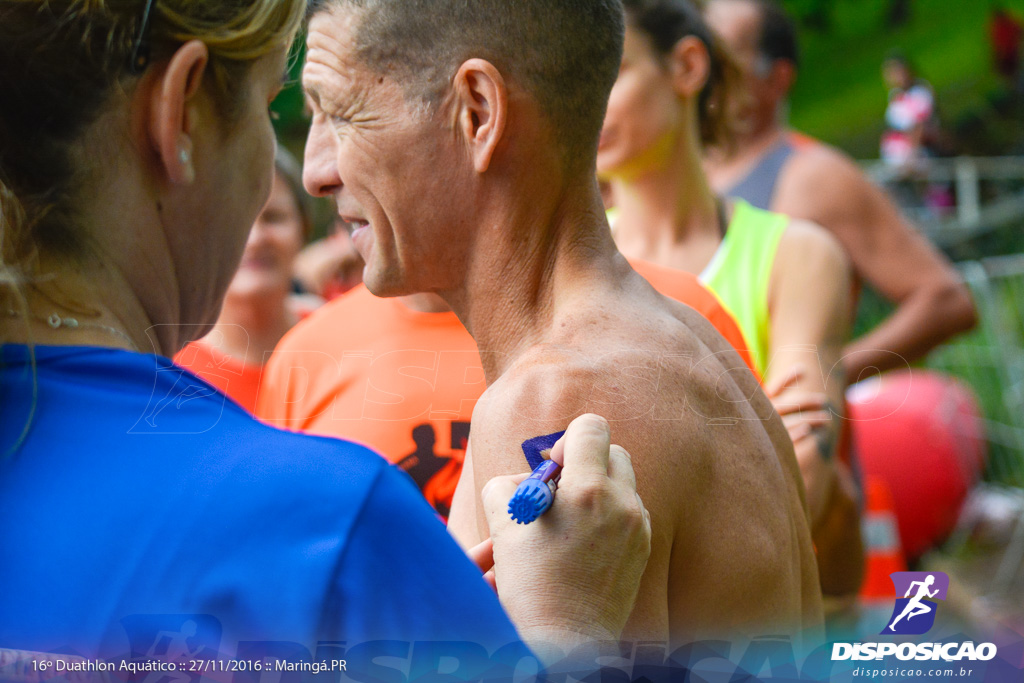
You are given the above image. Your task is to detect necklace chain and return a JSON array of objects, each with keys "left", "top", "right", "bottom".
[{"left": 4, "top": 309, "right": 138, "bottom": 351}]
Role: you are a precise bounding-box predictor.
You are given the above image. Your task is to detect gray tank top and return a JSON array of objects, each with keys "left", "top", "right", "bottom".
[{"left": 724, "top": 140, "right": 795, "bottom": 210}]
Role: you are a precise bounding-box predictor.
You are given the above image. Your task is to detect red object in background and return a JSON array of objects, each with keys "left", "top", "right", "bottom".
[
  {"left": 848, "top": 370, "right": 987, "bottom": 561},
  {"left": 991, "top": 10, "right": 1023, "bottom": 79}
]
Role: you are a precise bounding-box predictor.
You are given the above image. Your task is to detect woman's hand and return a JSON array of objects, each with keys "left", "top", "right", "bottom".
[{"left": 479, "top": 413, "right": 652, "bottom": 653}]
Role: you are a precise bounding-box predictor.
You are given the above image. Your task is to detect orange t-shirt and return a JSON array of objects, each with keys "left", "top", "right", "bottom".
[
  {"left": 174, "top": 341, "right": 264, "bottom": 414},
  {"left": 628, "top": 258, "right": 758, "bottom": 379},
  {"left": 257, "top": 277, "right": 755, "bottom": 517},
  {"left": 257, "top": 286, "right": 481, "bottom": 518}
]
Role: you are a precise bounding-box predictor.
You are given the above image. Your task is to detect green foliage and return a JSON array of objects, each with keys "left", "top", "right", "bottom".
[{"left": 784, "top": 0, "right": 1003, "bottom": 156}]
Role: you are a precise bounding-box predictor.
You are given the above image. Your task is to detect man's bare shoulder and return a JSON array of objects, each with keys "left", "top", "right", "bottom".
[
  {"left": 775, "top": 139, "right": 881, "bottom": 226},
  {"left": 787, "top": 141, "right": 871, "bottom": 197},
  {"left": 472, "top": 294, "right": 784, "bottom": 485},
  {"left": 464, "top": 292, "right": 822, "bottom": 639}
]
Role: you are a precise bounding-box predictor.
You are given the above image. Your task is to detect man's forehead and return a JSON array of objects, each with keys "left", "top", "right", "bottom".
[
  {"left": 706, "top": 0, "right": 761, "bottom": 51},
  {"left": 302, "top": 10, "right": 368, "bottom": 100}
]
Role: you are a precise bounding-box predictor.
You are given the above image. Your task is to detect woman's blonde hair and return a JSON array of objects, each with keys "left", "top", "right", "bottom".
[{"left": 0, "top": 0, "right": 306, "bottom": 313}]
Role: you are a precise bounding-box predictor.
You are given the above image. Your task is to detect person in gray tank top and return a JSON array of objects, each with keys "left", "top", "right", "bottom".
[
  {"left": 703, "top": 0, "right": 976, "bottom": 380},
  {"left": 724, "top": 137, "right": 795, "bottom": 210}
]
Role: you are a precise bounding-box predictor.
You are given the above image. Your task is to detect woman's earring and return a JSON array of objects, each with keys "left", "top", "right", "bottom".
[{"left": 177, "top": 142, "right": 195, "bottom": 183}]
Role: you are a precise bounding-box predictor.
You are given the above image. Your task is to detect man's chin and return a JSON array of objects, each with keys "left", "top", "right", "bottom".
[{"left": 362, "top": 267, "right": 414, "bottom": 299}]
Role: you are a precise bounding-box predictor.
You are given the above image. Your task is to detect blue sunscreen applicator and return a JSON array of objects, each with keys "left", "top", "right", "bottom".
[{"left": 509, "top": 430, "right": 566, "bottom": 524}]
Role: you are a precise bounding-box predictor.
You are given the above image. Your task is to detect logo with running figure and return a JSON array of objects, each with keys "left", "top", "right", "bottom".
[{"left": 882, "top": 571, "right": 949, "bottom": 635}]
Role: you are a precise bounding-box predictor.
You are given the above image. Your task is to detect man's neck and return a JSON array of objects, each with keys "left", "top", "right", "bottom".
[
  {"left": 441, "top": 180, "right": 626, "bottom": 384},
  {"left": 399, "top": 292, "right": 452, "bottom": 314},
  {"left": 704, "top": 115, "right": 787, "bottom": 191}
]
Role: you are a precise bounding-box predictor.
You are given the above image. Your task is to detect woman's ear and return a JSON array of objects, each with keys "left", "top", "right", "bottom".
[
  {"left": 148, "top": 40, "right": 209, "bottom": 185},
  {"left": 669, "top": 35, "right": 711, "bottom": 99},
  {"left": 451, "top": 58, "right": 508, "bottom": 174}
]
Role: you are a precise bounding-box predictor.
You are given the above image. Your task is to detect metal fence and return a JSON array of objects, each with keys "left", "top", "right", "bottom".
[
  {"left": 925, "top": 253, "right": 1024, "bottom": 487},
  {"left": 863, "top": 156, "right": 1024, "bottom": 248},
  {"left": 862, "top": 157, "right": 1024, "bottom": 611},
  {"left": 919, "top": 255, "right": 1024, "bottom": 605}
]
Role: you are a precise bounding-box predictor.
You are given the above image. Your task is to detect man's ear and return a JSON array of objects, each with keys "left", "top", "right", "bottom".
[
  {"left": 452, "top": 58, "right": 508, "bottom": 174},
  {"left": 669, "top": 36, "right": 711, "bottom": 99},
  {"left": 769, "top": 60, "right": 796, "bottom": 99},
  {"left": 148, "top": 40, "right": 209, "bottom": 185}
]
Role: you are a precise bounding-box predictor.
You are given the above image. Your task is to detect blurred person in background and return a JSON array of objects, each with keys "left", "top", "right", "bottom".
[
  {"left": 175, "top": 147, "right": 321, "bottom": 413},
  {"left": 258, "top": 288, "right": 477, "bottom": 519},
  {"left": 880, "top": 51, "right": 956, "bottom": 215},
  {"left": 292, "top": 214, "right": 365, "bottom": 299},
  {"left": 703, "top": 0, "right": 976, "bottom": 381},
  {"left": 599, "top": 0, "right": 863, "bottom": 599},
  {"left": 880, "top": 51, "right": 941, "bottom": 171}
]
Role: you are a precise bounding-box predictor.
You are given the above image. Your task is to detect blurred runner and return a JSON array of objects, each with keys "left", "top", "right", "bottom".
[
  {"left": 880, "top": 52, "right": 940, "bottom": 171},
  {"left": 703, "top": 0, "right": 976, "bottom": 381}
]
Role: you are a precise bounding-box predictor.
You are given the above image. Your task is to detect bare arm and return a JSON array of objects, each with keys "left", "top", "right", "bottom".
[
  {"left": 447, "top": 444, "right": 484, "bottom": 549},
  {"left": 768, "top": 221, "right": 866, "bottom": 597},
  {"left": 775, "top": 147, "right": 977, "bottom": 381},
  {"left": 767, "top": 221, "right": 851, "bottom": 525}
]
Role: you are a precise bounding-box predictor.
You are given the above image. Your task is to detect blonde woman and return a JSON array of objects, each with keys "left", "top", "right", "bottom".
[{"left": 0, "top": 0, "right": 648, "bottom": 659}]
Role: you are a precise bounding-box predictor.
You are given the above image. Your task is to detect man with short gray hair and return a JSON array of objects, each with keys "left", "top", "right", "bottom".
[{"left": 302, "top": 0, "right": 823, "bottom": 644}]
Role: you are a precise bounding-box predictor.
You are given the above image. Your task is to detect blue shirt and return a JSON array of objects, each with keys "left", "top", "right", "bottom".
[{"left": 0, "top": 345, "right": 520, "bottom": 660}]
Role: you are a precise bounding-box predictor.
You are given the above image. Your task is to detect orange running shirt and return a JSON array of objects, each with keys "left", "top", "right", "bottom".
[
  {"left": 629, "top": 258, "right": 758, "bottom": 379},
  {"left": 257, "top": 286, "right": 481, "bottom": 518},
  {"left": 257, "top": 276, "right": 755, "bottom": 517},
  {"left": 174, "top": 341, "right": 264, "bottom": 414}
]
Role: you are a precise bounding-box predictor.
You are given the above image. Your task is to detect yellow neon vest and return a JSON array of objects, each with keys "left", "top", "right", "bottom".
[
  {"left": 608, "top": 200, "right": 786, "bottom": 377},
  {"left": 699, "top": 200, "right": 787, "bottom": 377}
]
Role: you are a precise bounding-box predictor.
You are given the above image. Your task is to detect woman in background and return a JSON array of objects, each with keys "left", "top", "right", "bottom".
[
  {"left": 599, "top": 0, "right": 863, "bottom": 599},
  {"left": 175, "top": 148, "right": 320, "bottom": 413}
]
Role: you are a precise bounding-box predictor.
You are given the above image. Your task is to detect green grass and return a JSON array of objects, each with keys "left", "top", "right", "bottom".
[{"left": 789, "top": 0, "right": 1004, "bottom": 156}]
